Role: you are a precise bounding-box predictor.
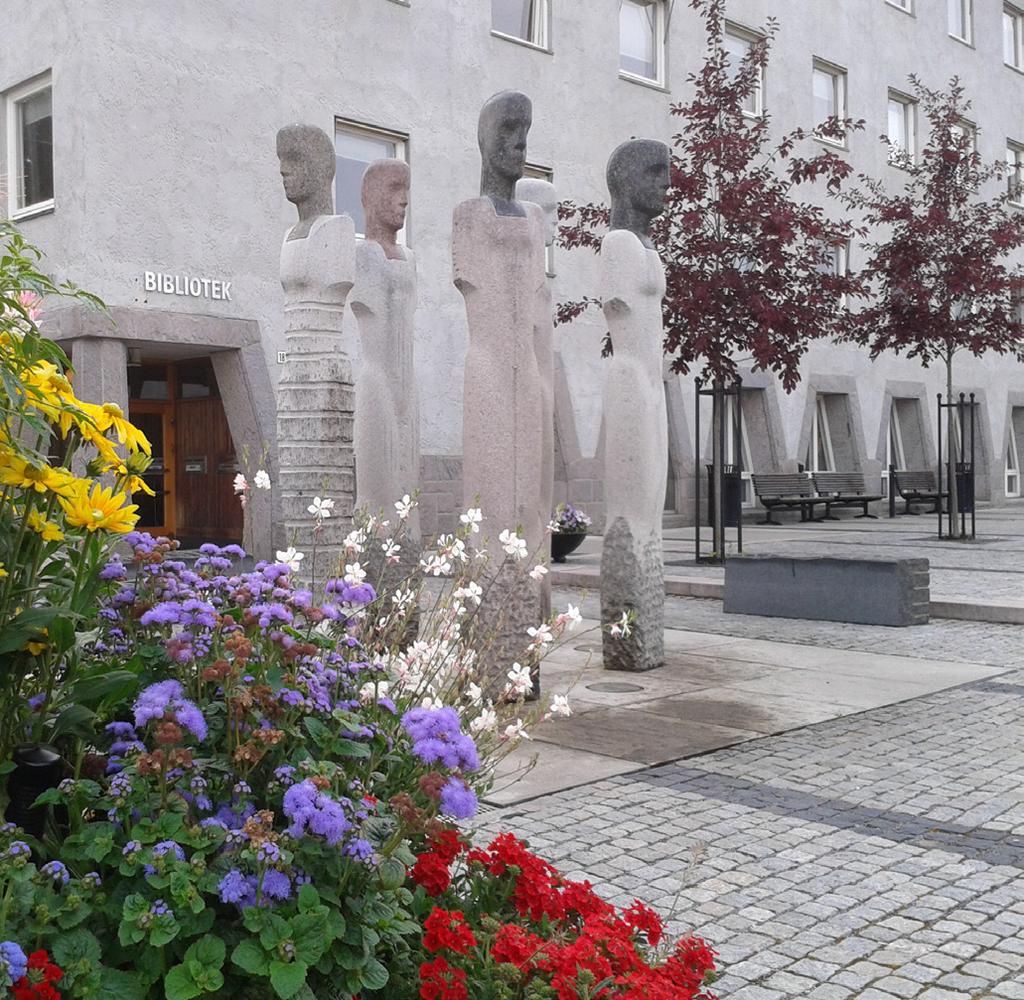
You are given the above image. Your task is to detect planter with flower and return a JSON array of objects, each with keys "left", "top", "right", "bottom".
[{"left": 549, "top": 503, "right": 592, "bottom": 563}]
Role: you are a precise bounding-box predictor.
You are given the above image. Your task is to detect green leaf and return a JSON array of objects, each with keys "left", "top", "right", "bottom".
[
  {"left": 302, "top": 717, "right": 331, "bottom": 747},
  {"left": 231, "top": 939, "right": 270, "bottom": 976},
  {"left": 68, "top": 670, "right": 139, "bottom": 706},
  {"left": 359, "top": 958, "right": 389, "bottom": 991},
  {"left": 150, "top": 917, "right": 180, "bottom": 948},
  {"left": 331, "top": 738, "right": 371, "bottom": 758},
  {"left": 164, "top": 966, "right": 201, "bottom": 1000},
  {"left": 185, "top": 934, "right": 225, "bottom": 969},
  {"left": 269, "top": 960, "right": 308, "bottom": 999},
  {"left": 297, "top": 884, "right": 319, "bottom": 912},
  {"left": 52, "top": 927, "right": 101, "bottom": 966},
  {"left": 259, "top": 913, "right": 291, "bottom": 950},
  {"left": 100, "top": 968, "right": 147, "bottom": 1000},
  {"left": 50, "top": 703, "right": 97, "bottom": 741},
  {"left": 377, "top": 857, "right": 406, "bottom": 890},
  {"left": 291, "top": 913, "right": 328, "bottom": 964}
]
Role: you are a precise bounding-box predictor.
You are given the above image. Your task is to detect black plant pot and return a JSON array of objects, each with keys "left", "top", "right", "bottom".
[
  {"left": 551, "top": 531, "right": 587, "bottom": 563},
  {"left": 4, "top": 743, "right": 63, "bottom": 840}
]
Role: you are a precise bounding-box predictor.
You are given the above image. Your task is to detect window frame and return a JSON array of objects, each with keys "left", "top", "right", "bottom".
[
  {"left": 885, "top": 0, "right": 913, "bottom": 13},
  {"left": 723, "top": 22, "right": 764, "bottom": 118},
  {"left": 618, "top": 0, "right": 667, "bottom": 89},
  {"left": 333, "top": 117, "right": 409, "bottom": 243},
  {"left": 811, "top": 58, "right": 848, "bottom": 148},
  {"left": 724, "top": 393, "right": 755, "bottom": 507},
  {"left": 948, "top": 0, "right": 973, "bottom": 44},
  {"left": 490, "top": 0, "right": 551, "bottom": 52},
  {"left": 882, "top": 400, "right": 908, "bottom": 497},
  {"left": 1006, "top": 4, "right": 1024, "bottom": 70},
  {"left": 1006, "top": 419, "right": 1021, "bottom": 497},
  {"left": 807, "top": 396, "right": 836, "bottom": 474},
  {"left": 887, "top": 90, "right": 917, "bottom": 166},
  {"left": 522, "top": 162, "right": 556, "bottom": 276},
  {"left": 5, "top": 73, "right": 54, "bottom": 220}
]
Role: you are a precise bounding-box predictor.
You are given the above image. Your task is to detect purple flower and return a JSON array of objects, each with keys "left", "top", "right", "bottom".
[
  {"left": 256, "top": 842, "right": 281, "bottom": 864},
  {"left": 153, "top": 840, "right": 185, "bottom": 861},
  {"left": 345, "top": 838, "right": 374, "bottom": 861},
  {"left": 273, "top": 765, "right": 296, "bottom": 787},
  {"left": 6, "top": 842, "right": 30, "bottom": 858},
  {"left": 219, "top": 869, "right": 256, "bottom": 908},
  {"left": 83, "top": 871, "right": 102, "bottom": 888},
  {"left": 27, "top": 693, "right": 45, "bottom": 711},
  {"left": 149, "top": 899, "right": 172, "bottom": 917},
  {"left": 39, "top": 860, "right": 69, "bottom": 886},
  {"left": 0, "top": 941, "right": 28, "bottom": 984},
  {"left": 132, "top": 680, "right": 208, "bottom": 741},
  {"left": 401, "top": 707, "right": 479, "bottom": 772},
  {"left": 282, "top": 780, "right": 351, "bottom": 846},
  {"left": 439, "top": 777, "right": 478, "bottom": 820},
  {"left": 123, "top": 840, "right": 142, "bottom": 857},
  {"left": 260, "top": 869, "right": 292, "bottom": 900},
  {"left": 106, "top": 721, "right": 137, "bottom": 739},
  {"left": 139, "top": 602, "right": 181, "bottom": 627},
  {"left": 99, "top": 558, "right": 127, "bottom": 581}
]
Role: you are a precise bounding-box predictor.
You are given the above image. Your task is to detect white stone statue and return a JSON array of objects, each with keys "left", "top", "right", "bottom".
[
  {"left": 453, "top": 91, "right": 548, "bottom": 690},
  {"left": 350, "top": 158, "right": 421, "bottom": 591},
  {"left": 599, "top": 139, "right": 671, "bottom": 672},
  {"left": 275, "top": 124, "right": 356, "bottom": 583},
  {"left": 515, "top": 175, "right": 557, "bottom": 619}
]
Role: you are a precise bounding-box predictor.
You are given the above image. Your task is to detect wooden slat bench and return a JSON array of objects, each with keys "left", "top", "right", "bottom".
[
  {"left": 811, "top": 471, "right": 883, "bottom": 520},
  {"left": 752, "top": 473, "right": 828, "bottom": 526},
  {"left": 892, "top": 469, "right": 947, "bottom": 515}
]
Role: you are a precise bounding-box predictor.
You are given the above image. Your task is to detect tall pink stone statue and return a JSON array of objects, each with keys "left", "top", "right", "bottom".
[
  {"left": 453, "top": 91, "right": 548, "bottom": 688},
  {"left": 515, "top": 175, "right": 557, "bottom": 619},
  {"left": 599, "top": 139, "right": 671, "bottom": 672},
  {"left": 275, "top": 124, "right": 356, "bottom": 583},
  {"left": 350, "top": 159, "right": 421, "bottom": 592}
]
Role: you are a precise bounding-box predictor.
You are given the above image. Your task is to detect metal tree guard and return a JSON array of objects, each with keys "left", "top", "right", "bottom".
[
  {"left": 694, "top": 377, "right": 744, "bottom": 563},
  {"left": 937, "top": 391, "right": 977, "bottom": 540}
]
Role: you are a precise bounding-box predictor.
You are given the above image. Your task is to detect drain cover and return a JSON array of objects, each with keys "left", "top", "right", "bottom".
[{"left": 585, "top": 681, "right": 644, "bottom": 693}]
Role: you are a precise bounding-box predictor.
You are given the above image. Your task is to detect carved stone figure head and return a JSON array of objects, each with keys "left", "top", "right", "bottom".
[
  {"left": 362, "top": 159, "right": 410, "bottom": 259},
  {"left": 606, "top": 139, "right": 671, "bottom": 244},
  {"left": 478, "top": 91, "right": 533, "bottom": 214},
  {"left": 516, "top": 177, "right": 558, "bottom": 247},
  {"left": 276, "top": 124, "right": 335, "bottom": 235}
]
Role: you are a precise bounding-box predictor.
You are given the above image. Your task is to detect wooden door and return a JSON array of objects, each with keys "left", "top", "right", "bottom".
[{"left": 128, "top": 363, "right": 177, "bottom": 537}]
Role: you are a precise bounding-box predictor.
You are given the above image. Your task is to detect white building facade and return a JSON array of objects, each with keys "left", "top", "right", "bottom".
[{"left": 3, "top": 0, "right": 1024, "bottom": 545}]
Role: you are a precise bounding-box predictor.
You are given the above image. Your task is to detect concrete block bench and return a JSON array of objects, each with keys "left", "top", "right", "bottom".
[{"left": 724, "top": 555, "right": 930, "bottom": 627}]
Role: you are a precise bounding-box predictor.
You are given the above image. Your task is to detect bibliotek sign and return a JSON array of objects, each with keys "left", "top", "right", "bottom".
[{"left": 144, "top": 271, "right": 232, "bottom": 301}]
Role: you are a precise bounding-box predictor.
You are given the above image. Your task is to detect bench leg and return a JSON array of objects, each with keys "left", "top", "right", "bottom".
[
  {"left": 758, "top": 508, "right": 782, "bottom": 526},
  {"left": 903, "top": 500, "right": 920, "bottom": 515},
  {"left": 855, "top": 502, "right": 877, "bottom": 519},
  {"left": 821, "top": 503, "right": 841, "bottom": 521}
]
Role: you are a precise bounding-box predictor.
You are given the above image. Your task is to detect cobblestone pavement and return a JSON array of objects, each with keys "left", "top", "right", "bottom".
[
  {"left": 477, "top": 662, "right": 1024, "bottom": 997},
  {"left": 558, "top": 588, "right": 1024, "bottom": 669}
]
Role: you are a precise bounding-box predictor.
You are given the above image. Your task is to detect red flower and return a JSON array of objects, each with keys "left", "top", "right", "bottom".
[
  {"left": 411, "top": 829, "right": 467, "bottom": 897},
  {"left": 422, "top": 908, "right": 477, "bottom": 956},
  {"left": 491, "top": 924, "right": 547, "bottom": 970},
  {"left": 418, "top": 956, "right": 467, "bottom": 1000},
  {"left": 13, "top": 950, "right": 64, "bottom": 1000},
  {"left": 624, "top": 899, "right": 665, "bottom": 947}
]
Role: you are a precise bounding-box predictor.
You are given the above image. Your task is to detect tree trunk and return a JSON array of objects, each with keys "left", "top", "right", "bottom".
[
  {"left": 711, "top": 382, "right": 725, "bottom": 559},
  {"left": 945, "top": 348, "right": 960, "bottom": 538}
]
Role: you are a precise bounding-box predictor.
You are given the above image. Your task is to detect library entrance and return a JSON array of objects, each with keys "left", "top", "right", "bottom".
[{"left": 128, "top": 357, "right": 243, "bottom": 547}]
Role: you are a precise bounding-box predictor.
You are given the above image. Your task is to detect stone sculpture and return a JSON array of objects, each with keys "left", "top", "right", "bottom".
[
  {"left": 453, "top": 91, "right": 548, "bottom": 689},
  {"left": 599, "top": 139, "right": 671, "bottom": 672},
  {"left": 515, "top": 175, "right": 557, "bottom": 620},
  {"left": 275, "top": 124, "right": 356, "bottom": 582},
  {"left": 350, "top": 159, "right": 421, "bottom": 593}
]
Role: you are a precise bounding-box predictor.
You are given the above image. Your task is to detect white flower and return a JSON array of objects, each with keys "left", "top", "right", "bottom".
[
  {"left": 395, "top": 494, "right": 415, "bottom": 520},
  {"left": 275, "top": 547, "right": 304, "bottom": 572},
  {"left": 555, "top": 603, "right": 583, "bottom": 631},
  {"left": 609, "top": 611, "right": 633, "bottom": 639},
  {"left": 546, "top": 519, "right": 560, "bottom": 534},
  {"left": 344, "top": 528, "right": 367, "bottom": 554},
  {"left": 344, "top": 562, "right": 367, "bottom": 585},
  {"left": 527, "top": 624, "right": 553, "bottom": 649},
  {"left": 529, "top": 564, "right": 549, "bottom": 582},
  {"left": 453, "top": 581, "right": 483, "bottom": 606},
  {"left": 501, "top": 719, "right": 531, "bottom": 742},
  {"left": 460, "top": 507, "right": 483, "bottom": 533},
  {"left": 381, "top": 539, "right": 401, "bottom": 562},
  {"left": 359, "top": 680, "right": 389, "bottom": 704},
  {"left": 437, "top": 534, "right": 467, "bottom": 563},
  {"left": 465, "top": 682, "right": 483, "bottom": 706},
  {"left": 544, "top": 694, "right": 572, "bottom": 719},
  {"left": 308, "top": 496, "right": 335, "bottom": 519},
  {"left": 470, "top": 706, "right": 498, "bottom": 735},
  {"left": 505, "top": 662, "right": 534, "bottom": 698},
  {"left": 253, "top": 469, "right": 271, "bottom": 490},
  {"left": 499, "top": 529, "right": 528, "bottom": 561},
  {"left": 232, "top": 473, "right": 248, "bottom": 496},
  {"left": 421, "top": 696, "right": 444, "bottom": 710},
  {"left": 421, "top": 554, "right": 452, "bottom": 577},
  {"left": 392, "top": 588, "right": 415, "bottom": 610}
]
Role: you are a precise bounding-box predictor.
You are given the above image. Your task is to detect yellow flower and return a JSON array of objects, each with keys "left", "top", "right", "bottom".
[
  {"left": 58, "top": 482, "right": 139, "bottom": 534},
  {"left": 0, "top": 454, "right": 76, "bottom": 495},
  {"left": 26, "top": 509, "right": 65, "bottom": 542},
  {"left": 125, "top": 474, "right": 156, "bottom": 497},
  {"left": 0, "top": 563, "right": 7, "bottom": 579},
  {"left": 23, "top": 629, "right": 48, "bottom": 656},
  {"left": 88, "top": 402, "right": 152, "bottom": 456}
]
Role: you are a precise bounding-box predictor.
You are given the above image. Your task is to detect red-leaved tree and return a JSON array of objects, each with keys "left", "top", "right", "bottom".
[
  {"left": 557, "top": 0, "right": 864, "bottom": 555},
  {"left": 839, "top": 76, "right": 1024, "bottom": 533}
]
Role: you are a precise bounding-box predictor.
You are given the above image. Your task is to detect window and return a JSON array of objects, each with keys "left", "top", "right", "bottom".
[
  {"left": 882, "top": 401, "right": 908, "bottom": 496},
  {"left": 1006, "top": 5, "right": 1024, "bottom": 68},
  {"left": 812, "top": 60, "right": 847, "bottom": 142},
  {"left": 5, "top": 75, "right": 53, "bottom": 218},
  {"left": 723, "top": 25, "right": 763, "bottom": 116},
  {"left": 952, "top": 118, "right": 976, "bottom": 153},
  {"left": 887, "top": 92, "right": 916, "bottom": 164},
  {"left": 1008, "top": 144, "right": 1024, "bottom": 204},
  {"left": 724, "top": 393, "right": 755, "bottom": 506},
  {"left": 334, "top": 119, "right": 408, "bottom": 240},
  {"left": 813, "top": 239, "right": 850, "bottom": 308},
  {"left": 806, "top": 396, "right": 836, "bottom": 473},
  {"left": 619, "top": 0, "right": 666, "bottom": 85},
  {"left": 886, "top": 0, "right": 912, "bottom": 11},
  {"left": 522, "top": 162, "right": 556, "bottom": 275},
  {"left": 492, "top": 0, "right": 549, "bottom": 49},
  {"left": 1006, "top": 420, "right": 1020, "bottom": 497},
  {"left": 948, "top": 0, "right": 972, "bottom": 42}
]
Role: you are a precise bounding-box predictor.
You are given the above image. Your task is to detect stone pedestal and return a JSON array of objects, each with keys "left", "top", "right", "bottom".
[
  {"left": 275, "top": 214, "right": 356, "bottom": 584},
  {"left": 350, "top": 240, "right": 421, "bottom": 595},
  {"left": 599, "top": 229, "right": 667, "bottom": 672},
  {"left": 453, "top": 196, "right": 547, "bottom": 684}
]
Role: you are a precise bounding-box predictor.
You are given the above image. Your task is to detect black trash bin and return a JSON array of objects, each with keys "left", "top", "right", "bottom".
[
  {"left": 706, "top": 464, "right": 743, "bottom": 528},
  {"left": 955, "top": 462, "right": 975, "bottom": 515}
]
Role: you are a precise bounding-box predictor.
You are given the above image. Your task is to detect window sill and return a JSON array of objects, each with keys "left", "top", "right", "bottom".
[
  {"left": 813, "top": 134, "right": 848, "bottom": 152},
  {"left": 1005, "top": 60, "right": 1024, "bottom": 76},
  {"left": 490, "top": 30, "right": 551, "bottom": 55},
  {"left": 883, "top": 0, "right": 914, "bottom": 14},
  {"left": 10, "top": 200, "right": 54, "bottom": 222},
  {"left": 948, "top": 32, "right": 974, "bottom": 49},
  {"left": 618, "top": 70, "right": 668, "bottom": 93}
]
